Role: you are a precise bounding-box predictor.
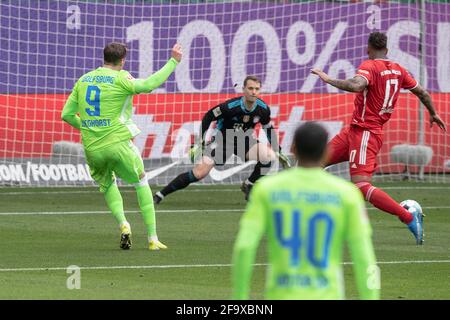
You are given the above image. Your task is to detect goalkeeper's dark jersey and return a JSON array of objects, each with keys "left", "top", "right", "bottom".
[{"left": 201, "top": 96, "right": 272, "bottom": 140}]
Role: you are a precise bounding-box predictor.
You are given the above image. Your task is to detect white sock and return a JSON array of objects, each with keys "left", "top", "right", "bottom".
[{"left": 156, "top": 191, "right": 164, "bottom": 199}]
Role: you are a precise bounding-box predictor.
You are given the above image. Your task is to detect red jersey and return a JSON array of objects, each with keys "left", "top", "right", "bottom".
[{"left": 351, "top": 59, "right": 418, "bottom": 134}]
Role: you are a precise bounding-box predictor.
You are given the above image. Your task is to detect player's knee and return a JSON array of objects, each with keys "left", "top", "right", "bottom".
[
  {"left": 192, "top": 165, "right": 210, "bottom": 180},
  {"left": 269, "top": 150, "right": 278, "bottom": 162},
  {"left": 256, "top": 146, "right": 277, "bottom": 163},
  {"left": 260, "top": 149, "right": 276, "bottom": 162}
]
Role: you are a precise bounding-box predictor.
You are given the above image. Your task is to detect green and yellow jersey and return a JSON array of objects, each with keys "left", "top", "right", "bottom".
[
  {"left": 61, "top": 58, "right": 178, "bottom": 151},
  {"left": 232, "top": 167, "right": 379, "bottom": 300}
]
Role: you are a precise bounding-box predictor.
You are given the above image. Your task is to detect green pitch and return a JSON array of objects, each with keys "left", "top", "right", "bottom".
[{"left": 0, "top": 182, "right": 449, "bottom": 299}]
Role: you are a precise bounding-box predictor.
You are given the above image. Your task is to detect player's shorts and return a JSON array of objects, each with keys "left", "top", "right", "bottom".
[
  {"left": 326, "top": 125, "right": 383, "bottom": 177},
  {"left": 84, "top": 140, "right": 145, "bottom": 192},
  {"left": 205, "top": 135, "right": 259, "bottom": 166}
]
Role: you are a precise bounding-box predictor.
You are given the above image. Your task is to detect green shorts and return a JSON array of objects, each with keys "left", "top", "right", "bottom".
[{"left": 85, "top": 140, "right": 145, "bottom": 192}]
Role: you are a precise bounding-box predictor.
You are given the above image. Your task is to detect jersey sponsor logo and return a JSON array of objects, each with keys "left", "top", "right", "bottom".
[
  {"left": 358, "top": 69, "right": 370, "bottom": 75},
  {"left": 209, "top": 161, "right": 256, "bottom": 181},
  {"left": 212, "top": 107, "right": 222, "bottom": 117},
  {"left": 127, "top": 74, "right": 135, "bottom": 81}
]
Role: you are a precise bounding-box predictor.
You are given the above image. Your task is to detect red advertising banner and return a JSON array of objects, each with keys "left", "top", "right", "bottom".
[{"left": 1, "top": 93, "right": 449, "bottom": 173}]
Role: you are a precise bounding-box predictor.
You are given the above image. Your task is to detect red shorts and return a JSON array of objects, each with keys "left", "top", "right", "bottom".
[{"left": 326, "top": 125, "right": 383, "bottom": 177}]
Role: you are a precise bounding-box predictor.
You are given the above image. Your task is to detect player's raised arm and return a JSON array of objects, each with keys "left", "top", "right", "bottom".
[
  {"left": 131, "top": 44, "right": 182, "bottom": 94},
  {"left": 232, "top": 183, "right": 267, "bottom": 300},
  {"left": 410, "top": 84, "right": 447, "bottom": 132},
  {"left": 311, "top": 68, "right": 368, "bottom": 93},
  {"left": 61, "top": 81, "right": 81, "bottom": 130},
  {"left": 345, "top": 188, "right": 380, "bottom": 300}
]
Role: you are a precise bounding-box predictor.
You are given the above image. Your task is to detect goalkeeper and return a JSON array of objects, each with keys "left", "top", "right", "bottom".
[
  {"left": 153, "top": 76, "right": 290, "bottom": 204},
  {"left": 232, "top": 122, "right": 380, "bottom": 300},
  {"left": 62, "top": 42, "right": 182, "bottom": 250}
]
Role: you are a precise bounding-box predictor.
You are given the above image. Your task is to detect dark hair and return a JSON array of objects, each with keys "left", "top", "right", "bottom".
[
  {"left": 243, "top": 75, "right": 261, "bottom": 87},
  {"left": 104, "top": 42, "right": 127, "bottom": 65},
  {"left": 293, "top": 122, "right": 329, "bottom": 162},
  {"left": 368, "top": 32, "right": 387, "bottom": 50}
]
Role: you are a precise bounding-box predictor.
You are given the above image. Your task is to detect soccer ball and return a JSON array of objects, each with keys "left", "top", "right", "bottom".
[{"left": 400, "top": 199, "right": 423, "bottom": 216}]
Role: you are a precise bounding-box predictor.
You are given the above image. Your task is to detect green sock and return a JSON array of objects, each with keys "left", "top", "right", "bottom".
[
  {"left": 103, "top": 183, "right": 127, "bottom": 225},
  {"left": 135, "top": 184, "right": 157, "bottom": 237}
]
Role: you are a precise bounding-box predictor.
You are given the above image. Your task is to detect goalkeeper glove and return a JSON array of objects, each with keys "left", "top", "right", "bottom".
[
  {"left": 276, "top": 151, "right": 291, "bottom": 169},
  {"left": 189, "top": 144, "right": 203, "bottom": 164}
]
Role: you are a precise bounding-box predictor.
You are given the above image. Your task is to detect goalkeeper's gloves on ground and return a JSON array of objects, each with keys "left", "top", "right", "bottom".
[{"left": 276, "top": 151, "right": 291, "bottom": 169}]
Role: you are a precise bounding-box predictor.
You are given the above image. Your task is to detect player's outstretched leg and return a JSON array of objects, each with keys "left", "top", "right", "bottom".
[
  {"left": 135, "top": 175, "right": 167, "bottom": 250},
  {"left": 154, "top": 170, "right": 199, "bottom": 204},
  {"left": 153, "top": 158, "right": 214, "bottom": 204},
  {"left": 103, "top": 182, "right": 132, "bottom": 250},
  {"left": 355, "top": 181, "right": 424, "bottom": 245}
]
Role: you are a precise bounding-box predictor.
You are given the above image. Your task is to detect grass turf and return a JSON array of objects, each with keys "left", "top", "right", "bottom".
[{"left": 0, "top": 182, "right": 449, "bottom": 299}]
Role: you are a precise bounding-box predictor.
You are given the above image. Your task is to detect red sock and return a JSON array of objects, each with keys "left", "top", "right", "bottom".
[{"left": 355, "top": 182, "right": 413, "bottom": 224}]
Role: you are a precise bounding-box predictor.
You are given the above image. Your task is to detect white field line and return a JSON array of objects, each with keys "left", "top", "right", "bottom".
[
  {"left": 1, "top": 186, "right": 450, "bottom": 196},
  {"left": 0, "top": 189, "right": 239, "bottom": 195},
  {"left": 0, "top": 206, "right": 449, "bottom": 216},
  {"left": 0, "top": 209, "right": 243, "bottom": 215},
  {"left": 0, "top": 260, "right": 449, "bottom": 273}
]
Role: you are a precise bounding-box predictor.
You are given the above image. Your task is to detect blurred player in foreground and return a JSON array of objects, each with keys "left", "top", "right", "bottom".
[
  {"left": 311, "top": 32, "right": 446, "bottom": 245},
  {"left": 62, "top": 42, "right": 182, "bottom": 250},
  {"left": 232, "top": 122, "right": 379, "bottom": 300},
  {"left": 153, "top": 76, "right": 290, "bottom": 204}
]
